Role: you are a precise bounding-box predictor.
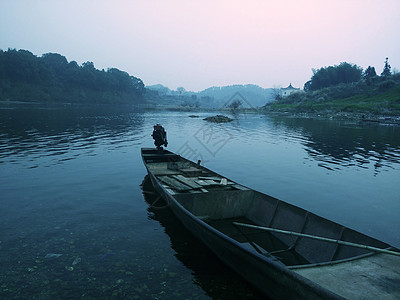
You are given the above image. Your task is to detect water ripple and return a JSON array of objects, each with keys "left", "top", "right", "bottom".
[{"left": 0, "top": 107, "right": 145, "bottom": 166}]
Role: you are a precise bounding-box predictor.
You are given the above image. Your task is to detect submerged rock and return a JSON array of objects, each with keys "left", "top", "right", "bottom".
[{"left": 203, "top": 115, "right": 233, "bottom": 123}]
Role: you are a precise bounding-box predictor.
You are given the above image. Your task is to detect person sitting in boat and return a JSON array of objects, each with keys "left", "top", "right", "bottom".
[{"left": 152, "top": 124, "right": 168, "bottom": 150}]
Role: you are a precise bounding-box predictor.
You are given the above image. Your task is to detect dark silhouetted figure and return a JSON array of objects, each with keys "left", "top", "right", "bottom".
[{"left": 152, "top": 124, "right": 168, "bottom": 151}]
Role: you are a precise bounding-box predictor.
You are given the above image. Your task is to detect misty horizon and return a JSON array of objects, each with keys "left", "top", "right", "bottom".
[{"left": 1, "top": 0, "right": 399, "bottom": 92}]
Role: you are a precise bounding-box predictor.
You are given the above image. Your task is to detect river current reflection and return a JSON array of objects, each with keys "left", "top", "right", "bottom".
[
  {"left": 1, "top": 105, "right": 399, "bottom": 299},
  {"left": 274, "top": 117, "right": 400, "bottom": 174}
]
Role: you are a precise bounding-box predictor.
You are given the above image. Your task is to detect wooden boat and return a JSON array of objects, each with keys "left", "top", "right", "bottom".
[{"left": 141, "top": 148, "right": 400, "bottom": 300}]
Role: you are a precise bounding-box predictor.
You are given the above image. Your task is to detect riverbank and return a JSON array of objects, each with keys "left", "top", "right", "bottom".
[
  {"left": 263, "top": 83, "right": 400, "bottom": 125},
  {"left": 262, "top": 110, "right": 400, "bottom": 126},
  {"left": 2, "top": 96, "right": 399, "bottom": 126}
]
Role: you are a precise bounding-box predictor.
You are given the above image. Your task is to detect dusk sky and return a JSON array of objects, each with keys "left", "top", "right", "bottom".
[{"left": 1, "top": 0, "right": 399, "bottom": 91}]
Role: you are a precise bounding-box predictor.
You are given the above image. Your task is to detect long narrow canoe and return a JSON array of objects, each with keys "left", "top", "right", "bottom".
[{"left": 141, "top": 148, "right": 400, "bottom": 299}]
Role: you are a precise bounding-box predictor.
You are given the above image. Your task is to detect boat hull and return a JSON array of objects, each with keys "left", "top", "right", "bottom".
[
  {"left": 145, "top": 167, "right": 343, "bottom": 299},
  {"left": 141, "top": 148, "right": 400, "bottom": 299}
]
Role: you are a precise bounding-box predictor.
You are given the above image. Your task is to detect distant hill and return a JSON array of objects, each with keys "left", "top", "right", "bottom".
[
  {"left": 146, "top": 84, "right": 274, "bottom": 108},
  {"left": 198, "top": 84, "right": 274, "bottom": 108}
]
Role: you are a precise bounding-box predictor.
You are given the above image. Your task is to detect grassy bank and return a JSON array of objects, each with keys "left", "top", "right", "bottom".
[{"left": 265, "top": 84, "right": 400, "bottom": 118}]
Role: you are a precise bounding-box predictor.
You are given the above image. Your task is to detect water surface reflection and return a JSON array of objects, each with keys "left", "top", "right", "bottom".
[
  {"left": 269, "top": 116, "right": 400, "bottom": 174},
  {"left": 1, "top": 107, "right": 399, "bottom": 298},
  {"left": 0, "top": 105, "right": 145, "bottom": 166}
]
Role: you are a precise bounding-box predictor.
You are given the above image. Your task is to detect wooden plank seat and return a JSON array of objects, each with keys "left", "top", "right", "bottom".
[
  {"left": 172, "top": 175, "right": 203, "bottom": 189},
  {"left": 158, "top": 176, "right": 192, "bottom": 191}
]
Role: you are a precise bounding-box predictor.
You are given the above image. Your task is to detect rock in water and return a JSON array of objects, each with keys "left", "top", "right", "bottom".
[{"left": 203, "top": 115, "right": 233, "bottom": 123}]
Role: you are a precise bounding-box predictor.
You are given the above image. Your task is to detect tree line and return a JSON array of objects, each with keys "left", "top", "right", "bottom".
[
  {"left": 272, "top": 58, "right": 399, "bottom": 105},
  {"left": 304, "top": 58, "right": 395, "bottom": 92},
  {"left": 0, "top": 49, "right": 145, "bottom": 104}
]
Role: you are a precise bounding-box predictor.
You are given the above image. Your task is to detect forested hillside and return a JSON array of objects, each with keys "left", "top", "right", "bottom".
[
  {"left": 0, "top": 49, "right": 145, "bottom": 104},
  {"left": 267, "top": 60, "right": 400, "bottom": 116}
]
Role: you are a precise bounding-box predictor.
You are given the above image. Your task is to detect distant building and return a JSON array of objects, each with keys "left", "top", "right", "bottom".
[{"left": 281, "top": 83, "right": 300, "bottom": 97}]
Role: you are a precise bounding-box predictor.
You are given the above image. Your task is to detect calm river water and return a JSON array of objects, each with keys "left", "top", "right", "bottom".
[{"left": 1, "top": 105, "right": 400, "bottom": 299}]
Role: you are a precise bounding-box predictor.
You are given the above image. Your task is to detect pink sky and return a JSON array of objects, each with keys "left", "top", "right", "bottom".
[{"left": 1, "top": 0, "right": 399, "bottom": 91}]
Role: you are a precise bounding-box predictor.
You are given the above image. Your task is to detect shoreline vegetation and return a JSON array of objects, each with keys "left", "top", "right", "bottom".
[
  {"left": 0, "top": 49, "right": 145, "bottom": 104},
  {"left": 263, "top": 83, "right": 400, "bottom": 125},
  {"left": 263, "top": 60, "right": 400, "bottom": 124},
  {"left": 264, "top": 81, "right": 400, "bottom": 115},
  {"left": 1, "top": 49, "right": 399, "bottom": 124}
]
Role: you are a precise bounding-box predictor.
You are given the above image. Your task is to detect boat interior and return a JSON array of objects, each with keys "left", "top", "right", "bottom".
[{"left": 142, "top": 148, "right": 392, "bottom": 268}]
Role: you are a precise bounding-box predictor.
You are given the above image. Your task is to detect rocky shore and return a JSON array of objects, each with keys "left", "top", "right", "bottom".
[{"left": 266, "top": 110, "right": 400, "bottom": 125}]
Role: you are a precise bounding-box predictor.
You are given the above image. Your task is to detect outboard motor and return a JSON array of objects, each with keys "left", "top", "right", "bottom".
[{"left": 152, "top": 124, "right": 168, "bottom": 151}]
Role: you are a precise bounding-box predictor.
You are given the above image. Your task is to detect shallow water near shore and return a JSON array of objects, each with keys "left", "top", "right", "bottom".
[{"left": 1, "top": 105, "right": 400, "bottom": 299}]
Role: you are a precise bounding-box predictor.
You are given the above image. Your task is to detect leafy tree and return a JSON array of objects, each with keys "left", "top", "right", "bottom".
[
  {"left": 131, "top": 76, "right": 145, "bottom": 95},
  {"left": 364, "top": 66, "right": 376, "bottom": 78},
  {"left": 228, "top": 99, "right": 242, "bottom": 109},
  {"left": 303, "top": 80, "right": 312, "bottom": 92},
  {"left": 307, "top": 62, "right": 362, "bottom": 91},
  {"left": 271, "top": 86, "right": 283, "bottom": 99},
  {"left": 176, "top": 87, "right": 186, "bottom": 96},
  {"left": 82, "top": 61, "right": 95, "bottom": 70},
  {"left": 363, "top": 66, "right": 377, "bottom": 85},
  {"left": 42, "top": 53, "right": 68, "bottom": 68},
  {"left": 381, "top": 57, "right": 391, "bottom": 77}
]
